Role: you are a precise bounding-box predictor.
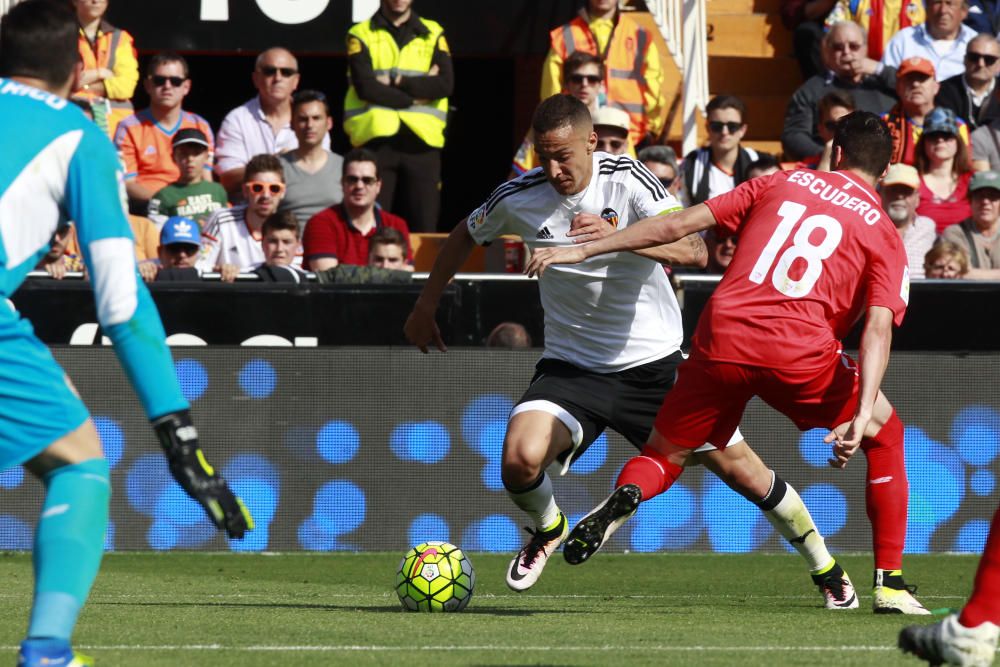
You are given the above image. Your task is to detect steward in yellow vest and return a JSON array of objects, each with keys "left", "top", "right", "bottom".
[
  {"left": 344, "top": 1, "right": 453, "bottom": 232},
  {"left": 541, "top": 2, "right": 664, "bottom": 148}
]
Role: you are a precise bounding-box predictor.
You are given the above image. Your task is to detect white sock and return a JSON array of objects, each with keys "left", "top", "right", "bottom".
[
  {"left": 760, "top": 475, "right": 833, "bottom": 573},
  {"left": 505, "top": 473, "right": 562, "bottom": 531}
]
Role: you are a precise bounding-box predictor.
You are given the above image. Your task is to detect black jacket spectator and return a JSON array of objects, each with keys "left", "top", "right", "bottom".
[
  {"left": 965, "top": 0, "right": 1000, "bottom": 34},
  {"left": 782, "top": 72, "right": 897, "bottom": 160},
  {"left": 936, "top": 72, "right": 1000, "bottom": 131}
]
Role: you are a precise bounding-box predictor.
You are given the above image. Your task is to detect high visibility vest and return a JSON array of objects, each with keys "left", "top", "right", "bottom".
[
  {"left": 343, "top": 17, "right": 449, "bottom": 149},
  {"left": 75, "top": 23, "right": 138, "bottom": 138},
  {"left": 549, "top": 14, "right": 652, "bottom": 145}
]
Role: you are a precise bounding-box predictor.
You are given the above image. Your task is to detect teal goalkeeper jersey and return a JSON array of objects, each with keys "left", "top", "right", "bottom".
[{"left": 0, "top": 77, "right": 187, "bottom": 419}]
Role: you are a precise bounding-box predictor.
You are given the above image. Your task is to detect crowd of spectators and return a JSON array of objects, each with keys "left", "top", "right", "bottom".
[{"left": 36, "top": 0, "right": 1000, "bottom": 288}]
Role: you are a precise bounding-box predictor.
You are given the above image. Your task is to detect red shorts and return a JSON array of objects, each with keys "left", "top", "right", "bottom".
[{"left": 654, "top": 353, "right": 860, "bottom": 449}]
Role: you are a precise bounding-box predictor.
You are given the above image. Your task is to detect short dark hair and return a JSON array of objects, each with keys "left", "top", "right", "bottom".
[
  {"left": 244, "top": 153, "right": 285, "bottom": 182},
  {"left": 706, "top": 94, "right": 747, "bottom": 122},
  {"left": 262, "top": 211, "right": 299, "bottom": 238},
  {"left": 292, "top": 89, "right": 330, "bottom": 116},
  {"left": 563, "top": 51, "right": 604, "bottom": 80},
  {"left": 343, "top": 147, "right": 380, "bottom": 179},
  {"left": 369, "top": 227, "right": 406, "bottom": 253},
  {"left": 818, "top": 90, "right": 856, "bottom": 118},
  {"left": 747, "top": 153, "right": 780, "bottom": 174},
  {"left": 832, "top": 111, "right": 893, "bottom": 178},
  {"left": 0, "top": 0, "right": 78, "bottom": 86},
  {"left": 531, "top": 94, "right": 592, "bottom": 136},
  {"left": 146, "top": 51, "right": 189, "bottom": 79}
]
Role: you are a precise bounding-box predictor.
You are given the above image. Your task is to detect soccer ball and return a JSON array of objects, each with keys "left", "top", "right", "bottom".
[{"left": 395, "top": 541, "right": 475, "bottom": 612}]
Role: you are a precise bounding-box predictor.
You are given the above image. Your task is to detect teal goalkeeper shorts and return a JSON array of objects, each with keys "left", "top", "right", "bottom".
[{"left": 0, "top": 304, "right": 89, "bottom": 471}]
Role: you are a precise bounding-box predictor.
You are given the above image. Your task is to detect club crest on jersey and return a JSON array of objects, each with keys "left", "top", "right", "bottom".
[
  {"left": 468, "top": 206, "right": 485, "bottom": 230},
  {"left": 600, "top": 208, "right": 619, "bottom": 228}
]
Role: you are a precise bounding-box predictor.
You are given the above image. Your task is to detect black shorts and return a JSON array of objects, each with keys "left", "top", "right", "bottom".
[{"left": 511, "top": 351, "right": 683, "bottom": 468}]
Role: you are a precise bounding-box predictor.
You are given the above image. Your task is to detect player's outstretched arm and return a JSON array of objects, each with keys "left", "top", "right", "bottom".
[
  {"left": 404, "top": 219, "right": 477, "bottom": 353},
  {"left": 527, "top": 204, "right": 717, "bottom": 277},
  {"left": 70, "top": 129, "right": 252, "bottom": 539},
  {"left": 825, "top": 306, "right": 894, "bottom": 467},
  {"left": 566, "top": 213, "right": 708, "bottom": 267}
]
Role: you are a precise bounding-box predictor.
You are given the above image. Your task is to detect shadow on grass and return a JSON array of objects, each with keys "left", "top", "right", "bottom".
[{"left": 93, "top": 601, "right": 572, "bottom": 616}]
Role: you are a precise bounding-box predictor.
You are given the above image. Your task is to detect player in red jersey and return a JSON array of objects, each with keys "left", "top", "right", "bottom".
[
  {"left": 899, "top": 505, "right": 1000, "bottom": 665},
  {"left": 527, "top": 111, "right": 928, "bottom": 614}
]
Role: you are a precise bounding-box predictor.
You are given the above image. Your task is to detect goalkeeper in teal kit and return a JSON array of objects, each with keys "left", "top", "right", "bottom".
[{"left": 0, "top": 3, "right": 252, "bottom": 665}]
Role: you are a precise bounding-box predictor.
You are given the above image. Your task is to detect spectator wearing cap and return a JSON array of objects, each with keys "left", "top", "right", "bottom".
[
  {"left": 881, "top": 163, "right": 938, "bottom": 278},
  {"left": 215, "top": 48, "right": 327, "bottom": 198},
  {"left": 941, "top": 169, "right": 1000, "bottom": 277},
  {"left": 882, "top": 0, "right": 978, "bottom": 81},
  {"left": 277, "top": 90, "right": 344, "bottom": 234},
  {"left": 147, "top": 128, "right": 228, "bottom": 228},
  {"left": 781, "top": 21, "right": 896, "bottom": 162},
  {"left": 638, "top": 145, "right": 682, "bottom": 199},
  {"left": 114, "top": 52, "right": 214, "bottom": 211},
  {"left": 681, "top": 95, "right": 758, "bottom": 206},
  {"left": 935, "top": 34, "right": 1000, "bottom": 131},
  {"left": 139, "top": 216, "right": 202, "bottom": 282},
  {"left": 302, "top": 148, "right": 412, "bottom": 271},
  {"left": 916, "top": 107, "right": 974, "bottom": 232},
  {"left": 883, "top": 58, "right": 971, "bottom": 165},
  {"left": 593, "top": 106, "right": 635, "bottom": 157},
  {"left": 199, "top": 154, "right": 287, "bottom": 282},
  {"left": 512, "top": 52, "right": 605, "bottom": 178}
]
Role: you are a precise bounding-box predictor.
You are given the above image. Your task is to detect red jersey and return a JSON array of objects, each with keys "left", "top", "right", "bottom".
[
  {"left": 695, "top": 169, "right": 909, "bottom": 371},
  {"left": 302, "top": 204, "right": 412, "bottom": 269}
]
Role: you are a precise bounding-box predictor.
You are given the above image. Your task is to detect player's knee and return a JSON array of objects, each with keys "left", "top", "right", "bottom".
[{"left": 501, "top": 436, "right": 552, "bottom": 486}]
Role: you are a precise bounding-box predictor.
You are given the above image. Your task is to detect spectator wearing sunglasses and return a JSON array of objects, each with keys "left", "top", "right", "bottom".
[
  {"left": 882, "top": 0, "right": 978, "bottom": 81},
  {"left": 198, "top": 154, "right": 287, "bottom": 281},
  {"left": 512, "top": 52, "right": 606, "bottom": 178},
  {"left": 781, "top": 21, "right": 896, "bottom": 161},
  {"left": 638, "top": 144, "right": 682, "bottom": 199},
  {"left": 302, "top": 148, "right": 413, "bottom": 271},
  {"left": 592, "top": 106, "right": 635, "bottom": 157},
  {"left": 114, "top": 52, "right": 214, "bottom": 212},
  {"left": 216, "top": 48, "right": 329, "bottom": 198},
  {"left": 935, "top": 35, "right": 1000, "bottom": 130},
  {"left": 681, "top": 95, "right": 758, "bottom": 206},
  {"left": 792, "top": 90, "right": 856, "bottom": 170},
  {"left": 278, "top": 90, "right": 344, "bottom": 233}
]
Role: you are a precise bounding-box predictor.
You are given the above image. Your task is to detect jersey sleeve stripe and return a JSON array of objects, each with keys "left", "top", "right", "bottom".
[
  {"left": 481, "top": 170, "right": 546, "bottom": 213},
  {"left": 598, "top": 161, "right": 666, "bottom": 201},
  {"left": 483, "top": 174, "right": 548, "bottom": 216}
]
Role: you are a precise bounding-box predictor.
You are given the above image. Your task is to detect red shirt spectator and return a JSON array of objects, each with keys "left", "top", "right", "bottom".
[
  {"left": 303, "top": 204, "right": 411, "bottom": 269},
  {"left": 917, "top": 170, "right": 971, "bottom": 232}
]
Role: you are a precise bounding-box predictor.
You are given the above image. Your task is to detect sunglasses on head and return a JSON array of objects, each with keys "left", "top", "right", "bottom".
[
  {"left": 965, "top": 51, "right": 1000, "bottom": 66},
  {"left": 344, "top": 175, "right": 378, "bottom": 186},
  {"left": 259, "top": 65, "right": 298, "bottom": 77},
  {"left": 246, "top": 181, "right": 285, "bottom": 195},
  {"left": 568, "top": 73, "right": 602, "bottom": 85},
  {"left": 150, "top": 75, "right": 186, "bottom": 88},
  {"left": 708, "top": 120, "right": 742, "bottom": 134}
]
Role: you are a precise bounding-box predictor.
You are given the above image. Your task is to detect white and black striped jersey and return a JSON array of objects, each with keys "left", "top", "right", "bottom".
[{"left": 466, "top": 152, "right": 684, "bottom": 373}]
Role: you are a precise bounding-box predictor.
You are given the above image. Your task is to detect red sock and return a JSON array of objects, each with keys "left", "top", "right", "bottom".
[
  {"left": 960, "top": 506, "right": 1000, "bottom": 628},
  {"left": 615, "top": 446, "right": 683, "bottom": 501},
  {"left": 860, "top": 410, "right": 907, "bottom": 571}
]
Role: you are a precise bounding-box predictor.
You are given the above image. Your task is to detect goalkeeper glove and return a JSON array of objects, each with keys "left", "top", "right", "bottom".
[{"left": 152, "top": 410, "right": 254, "bottom": 539}]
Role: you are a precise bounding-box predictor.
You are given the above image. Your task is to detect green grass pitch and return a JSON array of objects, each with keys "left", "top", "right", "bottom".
[{"left": 0, "top": 552, "right": 986, "bottom": 666}]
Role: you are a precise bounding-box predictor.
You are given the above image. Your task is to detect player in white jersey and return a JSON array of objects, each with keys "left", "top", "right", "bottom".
[{"left": 405, "top": 95, "right": 857, "bottom": 607}]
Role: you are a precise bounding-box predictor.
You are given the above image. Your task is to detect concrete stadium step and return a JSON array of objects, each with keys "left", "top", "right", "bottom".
[
  {"left": 708, "top": 0, "right": 782, "bottom": 15},
  {"left": 707, "top": 13, "right": 791, "bottom": 57},
  {"left": 709, "top": 56, "right": 800, "bottom": 96}
]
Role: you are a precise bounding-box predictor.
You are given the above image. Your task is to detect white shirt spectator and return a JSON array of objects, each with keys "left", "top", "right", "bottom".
[
  {"left": 214, "top": 96, "right": 331, "bottom": 175},
  {"left": 197, "top": 205, "right": 265, "bottom": 271},
  {"left": 882, "top": 23, "right": 979, "bottom": 82},
  {"left": 901, "top": 215, "right": 937, "bottom": 279}
]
